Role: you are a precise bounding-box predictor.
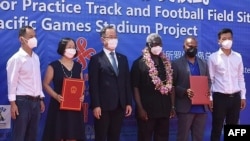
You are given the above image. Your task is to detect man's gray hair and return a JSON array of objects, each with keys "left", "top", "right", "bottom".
[{"left": 146, "top": 33, "right": 162, "bottom": 44}]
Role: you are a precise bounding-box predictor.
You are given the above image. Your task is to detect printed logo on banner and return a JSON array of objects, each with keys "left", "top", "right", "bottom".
[
  {"left": 75, "top": 37, "right": 96, "bottom": 71},
  {"left": 0, "top": 105, "right": 11, "bottom": 129}
]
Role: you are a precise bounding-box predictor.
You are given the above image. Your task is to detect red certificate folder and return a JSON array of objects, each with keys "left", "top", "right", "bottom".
[
  {"left": 60, "top": 78, "right": 85, "bottom": 111},
  {"left": 189, "top": 76, "right": 210, "bottom": 105}
]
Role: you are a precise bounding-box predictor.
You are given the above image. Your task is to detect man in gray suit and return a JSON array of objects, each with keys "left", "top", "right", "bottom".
[{"left": 172, "top": 36, "right": 210, "bottom": 141}]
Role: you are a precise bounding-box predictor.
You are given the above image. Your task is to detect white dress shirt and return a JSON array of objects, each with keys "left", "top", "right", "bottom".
[
  {"left": 6, "top": 47, "right": 45, "bottom": 101},
  {"left": 207, "top": 48, "right": 246, "bottom": 100}
]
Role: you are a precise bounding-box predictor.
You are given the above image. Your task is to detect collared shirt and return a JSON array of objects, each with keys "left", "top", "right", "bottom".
[
  {"left": 207, "top": 48, "right": 246, "bottom": 99},
  {"left": 103, "top": 48, "right": 118, "bottom": 67},
  {"left": 6, "top": 47, "right": 45, "bottom": 101}
]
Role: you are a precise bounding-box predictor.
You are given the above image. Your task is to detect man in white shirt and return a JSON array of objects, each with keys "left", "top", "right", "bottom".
[
  {"left": 6, "top": 26, "right": 45, "bottom": 141},
  {"left": 207, "top": 28, "right": 246, "bottom": 141}
]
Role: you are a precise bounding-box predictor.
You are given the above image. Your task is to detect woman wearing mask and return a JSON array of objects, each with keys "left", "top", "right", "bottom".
[{"left": 42, "top": 37, "right": 86, "bottom": 141}]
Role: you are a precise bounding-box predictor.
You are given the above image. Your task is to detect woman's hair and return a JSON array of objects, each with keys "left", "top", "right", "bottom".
[{"left": 57, "top": 37, "right": 78, "bottom": 58}]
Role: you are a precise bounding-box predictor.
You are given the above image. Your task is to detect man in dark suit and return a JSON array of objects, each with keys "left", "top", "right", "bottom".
[
  {"left": 88, "top": 25, "right": 132, "bottom": 141},
  {"left": 172, "top": 36, "right": 210, "bottom": 141}
]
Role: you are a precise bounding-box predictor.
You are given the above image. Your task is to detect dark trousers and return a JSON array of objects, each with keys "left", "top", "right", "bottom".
[
  {"left": 210, "top": 92, "right": 241, "bottom": 141},
  {"left": 176, "top": 113, "right": 207, "bottom": 141},
  {"left": 137, "top": 117, "right": 170, "bottom": 141},
  {"left": 11, "top": 96, "right": 41, "bottom": 141},
  {"left": 94, "top": 108, "right": 124, "bottom": 141}
]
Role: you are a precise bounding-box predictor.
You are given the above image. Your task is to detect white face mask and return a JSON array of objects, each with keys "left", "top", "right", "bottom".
[
  {"left": 107, "top": 39, "right": 118, "bottom": 50},
  {"left": 221, "top": 40, "right": 233, "bottom": 49},
  {"left": 25, "top": 37, "right": 37, "bottom": 49},
  {"left": 64, "top": 48, "right": 76, "bottom": 58},
  {"left": 150, "top": 46, "right": 162, "bottom": 55}
]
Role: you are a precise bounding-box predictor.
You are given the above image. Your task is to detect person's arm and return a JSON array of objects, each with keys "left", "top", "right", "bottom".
[
  {"left": 171, "top": 60, "right": 188, "bottom": 98},
  {"left": 6, "top": 58, "right": 20, "bottom": 102},
  {"left": 88, "top": 56, "right": 101, "bottom": 108},
  {"left": 130, "top": 59, "right": 148, "bottom": 120},
  {"left": 36, "top": 57, "right": 45, "bottom": 113},
  {"left": 238, "top": 55, "right": 246, "bottom": 110},
  {"left": 6, "top": 57, "right": 21, "bottom": 119},
  {"left": 124, "top": 57, "right": 132, "bottom": 116},
  {"left": 238, "top": 55, "right": 246, "bottom": 99},
  {"left": 133, "top": 87, "right": 148, "bottom": 120},
  {"left": 207, "top": 56, "right": 214, "bottom": 100},
  {"left": 88, "top": 56, "right": 102, "bottom": 119},
  {"left": 125, "top": 56, "right": 132, "bottom": 104},
  {"left": 43, "top": 65, "right": 62, "bottom": 102},
  {"left": 133, "top": 87, "right": 143, "bottom": 110},
  {"left": 207, "top": 55, "right": 215, "bottom": 111}
]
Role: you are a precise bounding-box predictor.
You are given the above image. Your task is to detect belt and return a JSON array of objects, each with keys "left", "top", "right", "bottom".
[
  {"left": 16, "top": 95, "right": 41, "bottom": 101},
  {"left": 213, "top": 92, "right": 240, "bottom": 98}
]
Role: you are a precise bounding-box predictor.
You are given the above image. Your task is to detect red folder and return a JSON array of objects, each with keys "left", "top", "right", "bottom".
[
  {"left": 189, "top": 76, "right": 210, "bottom": 105},
  {"left": 60, "top": 78, "right": 85, "bottom": 111}
]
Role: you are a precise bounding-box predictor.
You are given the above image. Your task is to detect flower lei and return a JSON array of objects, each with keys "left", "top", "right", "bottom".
[{"left": 142, "top": 47, "right": 173, "bottom": 95}]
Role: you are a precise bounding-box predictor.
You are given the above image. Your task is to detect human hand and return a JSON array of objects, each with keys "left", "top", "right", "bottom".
[
  {"left": 125, "top": 105, "right": 132, "bottom": 117},
  {"left": 93, "top": 107, "right": 101, "bottom": 119},
  {"left": 40, "top": 101, "right": 45, "bottom": 113},
  {"left": 241, "top": 99, "right": 246, "bottom": 110},
  {"left": 170, "top": 107, "right": 176, "bottom": 118},
  {"left": 207, "top": 90, "right": 211, "bottom": 97},
  {"left": 138, "top": 108, "right": 148, "bottom": 121},
  {"left": 10, "top": 102, "right": 19, "bottom": 119},
  {"left": 187, "top": 89, "right": 194, "bottom": 98},
  {"left": 80, "top": 95, "right": 84, "bottom": 102},
  {"left": 209, "top": 101, "right": 213, "bottom": 112},
  {"left": 55, "top": 94, "right": 63, "bottom": 103}
]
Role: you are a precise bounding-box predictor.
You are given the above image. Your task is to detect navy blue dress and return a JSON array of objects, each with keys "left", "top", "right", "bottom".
[{"left": 42, "top": 60, "right": 86, "bottom": 141}]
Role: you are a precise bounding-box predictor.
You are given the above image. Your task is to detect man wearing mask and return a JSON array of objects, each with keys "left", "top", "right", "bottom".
[
  {"left": 131, "top": 33, "right": 175, "bottom": 141},
  {"left": 208, "top": 28, "right": 246, "bottom": 141},
  {"left": 6, "top": 26, "right": 45, "bottom": 141},
  {"left": 172, "top": 36, "right": 210, "bottom": 141},
  {"left": 88, "top": 25, "right": 132, "bottom": 141}
]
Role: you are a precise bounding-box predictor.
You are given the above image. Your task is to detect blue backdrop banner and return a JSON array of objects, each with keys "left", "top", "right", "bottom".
[{"left": 0, "top": 0, "right": 250, "bottom": 141}]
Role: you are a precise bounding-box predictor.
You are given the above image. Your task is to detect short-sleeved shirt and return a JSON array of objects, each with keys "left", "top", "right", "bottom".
[{"left": 131, "top": 56, "right": 171, "bottom": 118}]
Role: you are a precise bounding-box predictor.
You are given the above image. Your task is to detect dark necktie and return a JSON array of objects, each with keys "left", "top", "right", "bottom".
[{"left": 110, "top": 52, "right": 118, "bottom": 75}]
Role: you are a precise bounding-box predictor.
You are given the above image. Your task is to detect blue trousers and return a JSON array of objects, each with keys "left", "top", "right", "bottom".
[{"left": 11, "top": 96, "right": 41, "bottom": 141}]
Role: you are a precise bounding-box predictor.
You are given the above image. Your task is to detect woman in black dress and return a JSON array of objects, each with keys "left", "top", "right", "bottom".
[{"left": 42, "top": 37, "right": 86, "bottom": 141}]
